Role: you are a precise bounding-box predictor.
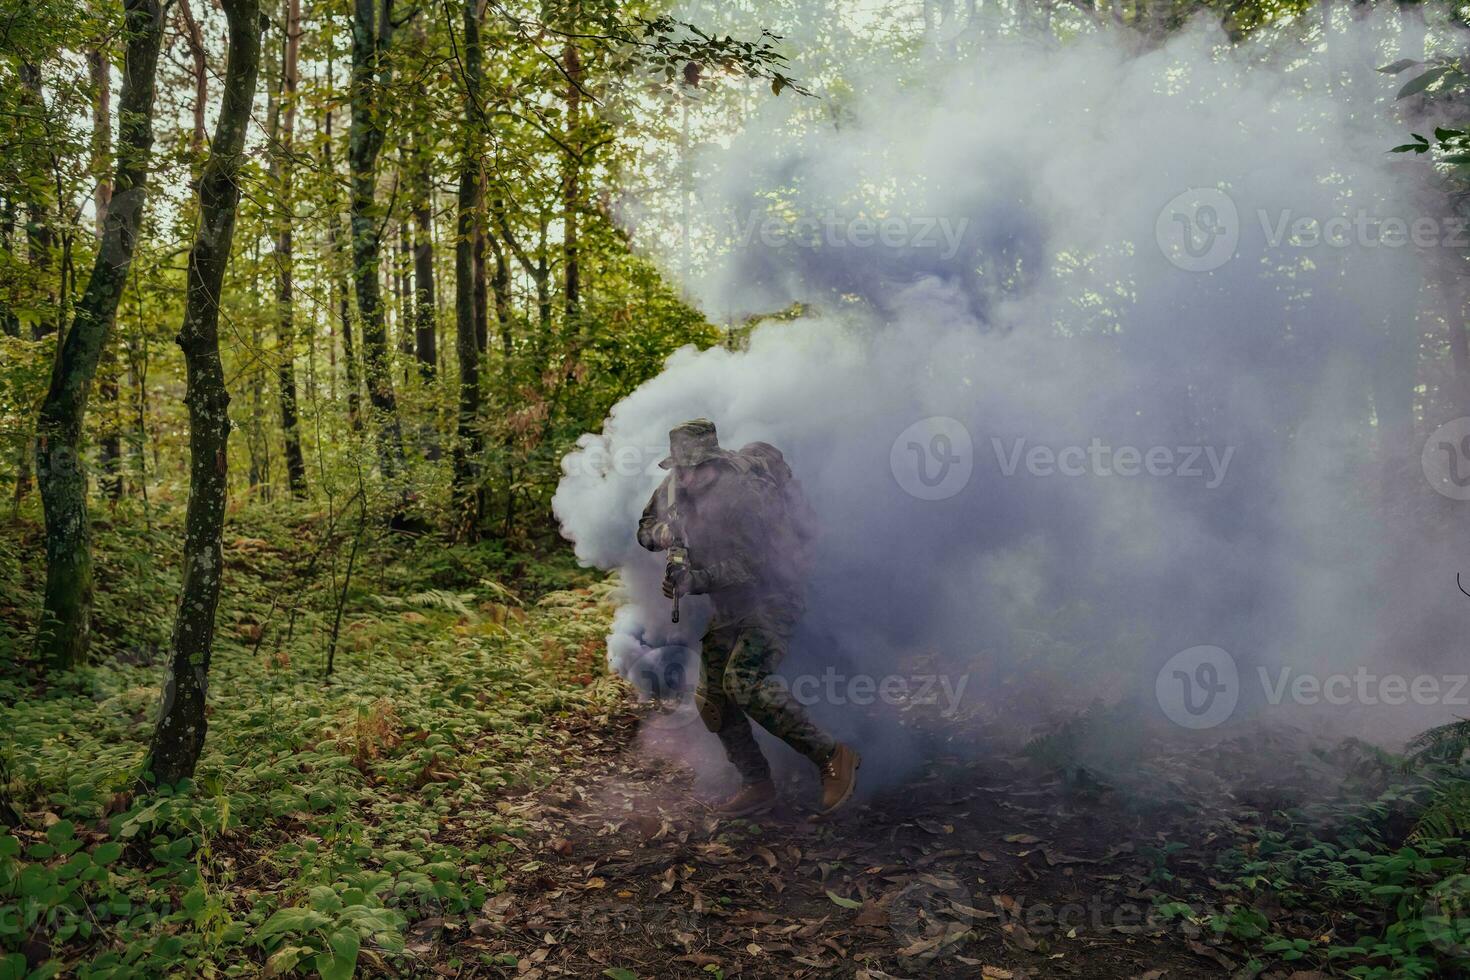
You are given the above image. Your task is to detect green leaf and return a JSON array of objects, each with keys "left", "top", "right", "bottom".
[
  {"left": 309, "top": 885, "right": 344, "bottom": 913},
  {"left": 92, "top": 842, "right": 123, "bottom": 865},
  {"left": 1398, "top": 67, "right": 1452, "bottom": 100},
  {"left": 825, "top": 889, "right": 863, "bottom": 910},
  {"left": 183, "top": 885, "right": 207, "bottom": 915},
  {"left": 1379, "top": 58, "right": 1420, "bottom": 74},
  {"left": 314, "top": 929, "right": 360, "bottom": 980},
  {"left": 0, "top": 836, "right": 19, "bottom": 859},
  {"left": 256, "top": 906, "right": 333, "bottom": 943},
  {"left": 264, "top": 946, "right": 310, "bottom": 976}
]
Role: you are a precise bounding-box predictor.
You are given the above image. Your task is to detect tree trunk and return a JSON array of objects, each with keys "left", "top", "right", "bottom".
[
  {"left": 143, "top": 0, "right": 261, "bottom": 789},
  {"left": 322, "top": 91, "right": 361, "bottom": 431},
  {"left": 486, "top": 195, "right": 515, "bottom": 534},
  {"left": 561, "top": 36, "right": 582, "bottom": 331},
  {"left": 397, "top": 216, "right": 413, "bottom": 378},
  {"left": 92, "top": 47, "right": 124, "bottom": 501},
  {"left": 349, "top": 0, "right": 406, "bottom": 479},
  {"left": 0, "top": 200, "right": 17, "bottom": 340},
  {"left": 271, "top": 0, "right": 306, "bottom": 497},
  {"left": 474, "top": 211, "right": 488, "bottom": 357},
  {"left": 16, "top": 61, "right": 57, "bottom": 507},
  {"left": 451, "top": 0, "right": 483, "bottom": 539},
  {"left": 413, "top": 156, "right": 436, "bottom": 378},
  {"left": 177, "top": 0, "right": 208, "bottom": 171},
  {"left": 33, "top": 0, "right": 164, "bottom": 670}
]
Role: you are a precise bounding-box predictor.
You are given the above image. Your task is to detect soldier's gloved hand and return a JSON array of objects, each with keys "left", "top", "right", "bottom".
[
  {"left": 662, "top": 563, "right": 709, "bottom": 597},
  {"left": 651, "top": 523, "right": 677, "bottom": 549}
]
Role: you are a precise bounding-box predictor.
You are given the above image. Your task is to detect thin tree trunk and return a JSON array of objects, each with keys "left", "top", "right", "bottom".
[
  {"left": 473, "top": 205, "right": 488, "bottom": 356},
  {"left": 143, "top": 0, "right": 261, "bottom": 789},
  {"left": 92, "top": 47, "right": 124, "bottom": 501},
  {"left": 33, "top": 0, "right": 164, "bottom": 670},
  {"left": 397, "top": 215, "right": 413, "bottom": 379},
  {"left": 322, "top": 91, "right": 361, "bottom": 430},
  {"left": 177, "top": 0, "right": 208, "bottom": 171},
  {"left": 561, "top": 34, "right": 581, "bottom": 331},
  {"left": 271, "top": 0, "right": 307, "bottom": 497},
  {"left": 486, "top": 195, "right": 514, "bottom": 535},
  {"left": 451, "top": 0, "right": 482, "bottom": 539},
  {"left": 413, "top": 155, "right": 436, "bottom": 378},
  {"left": 16, "top": 61, "right": 56, "bottom": 507},
  {"left": 349, "top": 0, "right": 406, "bottom": 479}
]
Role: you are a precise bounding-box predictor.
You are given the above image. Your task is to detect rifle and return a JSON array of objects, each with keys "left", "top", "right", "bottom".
[{"left": 664, "top": 476, "right": 688, "bottom": 623}]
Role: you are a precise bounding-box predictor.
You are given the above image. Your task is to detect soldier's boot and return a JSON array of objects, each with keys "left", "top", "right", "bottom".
[
  {"left": 714, "top": 780, "right": 777, "bottom": 817},
  {"left": 818, "top": 743, "right": 860, "bottom": 815}
]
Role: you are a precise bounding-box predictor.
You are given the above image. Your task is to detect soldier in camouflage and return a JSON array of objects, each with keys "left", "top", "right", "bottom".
[{"left": 638, "top": 418, "right": 860, "bottom": 817}]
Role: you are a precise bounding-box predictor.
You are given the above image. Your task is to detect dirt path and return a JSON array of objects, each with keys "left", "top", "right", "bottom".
[{"left": 431, "top": 704, "right": 1270, "bottom": 979}]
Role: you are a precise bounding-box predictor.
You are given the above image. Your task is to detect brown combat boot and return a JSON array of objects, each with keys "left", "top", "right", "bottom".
[
  {"left": 818, "top": 743, "right": 860, "bottom": 815},
  {"left": 714, "top": 780, "right": 777, "bottom": 817}
]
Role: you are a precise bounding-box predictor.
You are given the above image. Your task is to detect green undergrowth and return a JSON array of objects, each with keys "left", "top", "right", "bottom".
[
  {"left": 0, "top": 500, "right": 620, "bottom": 978},
  {"left": 1163, "top": 731, "right": 1470, "bottom": 978}
]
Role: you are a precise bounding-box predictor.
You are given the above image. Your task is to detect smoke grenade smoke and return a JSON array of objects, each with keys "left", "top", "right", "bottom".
[{"left": 553, "top": 10, "right": 1468, "bottom": 787}]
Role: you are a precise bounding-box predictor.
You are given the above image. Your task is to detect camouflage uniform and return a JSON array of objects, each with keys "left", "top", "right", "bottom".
[{"left": 639, "top": 423, "right": 837, "bottom": 785}]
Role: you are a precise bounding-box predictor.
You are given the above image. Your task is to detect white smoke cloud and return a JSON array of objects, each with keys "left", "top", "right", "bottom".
[{"left": 554, "top": 9, "right": 1470, "bottom": 779}]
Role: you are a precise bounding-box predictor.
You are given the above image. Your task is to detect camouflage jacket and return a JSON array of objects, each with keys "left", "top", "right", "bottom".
[{"left": 638, "top": 452, "right": 810, "bottom": 629}]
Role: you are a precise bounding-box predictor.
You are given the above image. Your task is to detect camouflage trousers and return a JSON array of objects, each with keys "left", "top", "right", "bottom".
[{"left": 696, "top": 621, "right": 837, "bottom": 785}]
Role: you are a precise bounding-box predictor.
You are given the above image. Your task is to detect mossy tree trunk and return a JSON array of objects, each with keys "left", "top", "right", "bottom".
[
  {"left": 33, "top": 0, "right": 164, "bottom": 670},
  {"left": 451, "top": 0, "right": 482, "bottom": 540},
  {"left": 349, "top": 0, "right": 406, "bottom": 480},
  {"left": 143, "top": 0, "right": 261, "bottom": 789},
  {"left": 271, "top": 0, "right": 307, "bottom": 498}
]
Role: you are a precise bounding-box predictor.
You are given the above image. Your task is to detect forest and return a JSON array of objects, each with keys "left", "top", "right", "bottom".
[{"left": 4, "top": 0, "right": 1470, "bottom": 975}]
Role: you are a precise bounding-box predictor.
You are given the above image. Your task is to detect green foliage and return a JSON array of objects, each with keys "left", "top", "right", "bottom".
[
  {"left": 0, "top": 507, "right": 620, "bottom": 975},
  {"left": 1205, "top": 732, "right": 1470, "bottom": 978}
]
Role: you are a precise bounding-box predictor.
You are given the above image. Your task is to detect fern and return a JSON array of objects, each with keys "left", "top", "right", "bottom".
[
  {"left": 1407, "top": 719, "right": 1470, "bottom": 766},
  {"left": 477, "top": 578, "right": 523, "bottom": 606},
  {"left": 1409, "top": 778, "right": 1470, "bottom": 842},
  {"left": 373, "top": 590, "right": 480, "bottom": 621}
]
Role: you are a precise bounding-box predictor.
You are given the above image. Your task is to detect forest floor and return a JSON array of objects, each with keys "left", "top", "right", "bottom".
[
  {"left": 1, "top": 504, "right": 1465, "bottom": 979},
  {"left": 429, "top": 709, "right": 1244, "bottom": 980},
  {"left": 422, "top": 673, "right": 1386, "bottom": 980}
]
